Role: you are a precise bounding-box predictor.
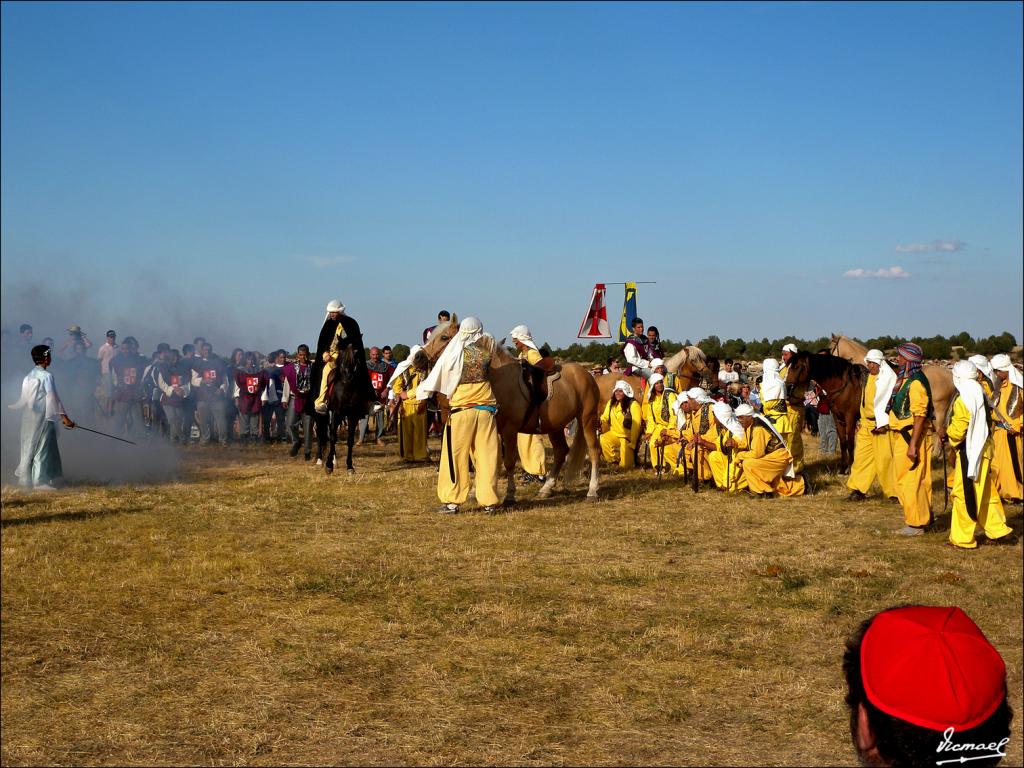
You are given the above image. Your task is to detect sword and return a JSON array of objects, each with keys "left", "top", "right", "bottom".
[
  {"left": 941, "top": 438, "right": 949, "bottom": 514},
  {"left": 70, "top": 424, "right": 138, "bottom": 445}
]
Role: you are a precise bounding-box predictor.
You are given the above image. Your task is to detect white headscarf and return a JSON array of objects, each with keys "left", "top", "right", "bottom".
[
  {"left": 760, "top": 359, "right": 787, "bottom": 401},
  {"left": 391, "top": 345, "right": 423, "bottom": 382},
  {"left": 324, "top": 299, "right": 345, "bottom": 320},
  {"left": 650, "top": 357, "right": 665, "bottom": 371},
  {"left": 952, "top": 361, "right": 988, "bottom": 480},
  {"left": 613, "top": 380, "right": 634, "bottom": 399},
  {"left": 673, "top": 390, "right": 690, "bottom": 428},
  {"left": 991, "top": 354, "right": 1023, "bottom": 389},
  {"left": 735, "top": 403, "right": 755, "bottom": 418},
  {"left": 969, "top": 355, "right": 996, "bottom": 390},
  {"left": 416, "top": 317, "right": 486, "bottom": 400},
  {"left": 782, "top": 343, "right": 798, "bottom": 354},
  {"left": 509, "top": 325, "right": 539, "bottom": 352},
  {"left": 686, "top": 386, "right": 713, "bottom": 404},
  {"left": 648, "top": 373, "right": 664, "bottom": 389},
  {"left": 864, "top": 349, "right": 897, "bottom": 427},
  {"left": 712, "top": 401, "right": 744, "bottom": 440}
]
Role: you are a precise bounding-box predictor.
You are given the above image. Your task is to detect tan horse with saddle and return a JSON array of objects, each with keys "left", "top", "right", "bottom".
[
  {"left": 830, "top": 334, "right": 954, "bottom": 454},
  {"left": 416, "top": 316, "right": 603, "bottom": 503},
  {"left": 592, "top": 345, "right": 712, "bottom": 414}
]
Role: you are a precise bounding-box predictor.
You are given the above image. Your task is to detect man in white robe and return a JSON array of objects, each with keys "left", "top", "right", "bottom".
[{"left": 9, "top": 345, "right": 76, "bottom": 490}]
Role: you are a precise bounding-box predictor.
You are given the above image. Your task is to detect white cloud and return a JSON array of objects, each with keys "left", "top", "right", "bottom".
[
  {"left": 294, "top": 254, "right": 355, "bottom": 269},
  {"left": 895, "top": 239, "right": 966, "bottom": 253},
  {"left": 842, "top": 266, "right": 911, "bottom": 279}
]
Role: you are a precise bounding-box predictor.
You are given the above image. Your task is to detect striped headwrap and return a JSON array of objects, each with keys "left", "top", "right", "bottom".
[{"left": 893, "top": 342, "right": 924, "bottom": 395}]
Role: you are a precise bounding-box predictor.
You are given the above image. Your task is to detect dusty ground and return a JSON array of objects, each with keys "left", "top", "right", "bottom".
[{"left": 2, "top": 435, "right": 1021, "bottom": 766}]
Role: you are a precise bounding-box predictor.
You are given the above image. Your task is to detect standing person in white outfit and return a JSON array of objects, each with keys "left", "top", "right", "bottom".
[{"left": 8, "top": 345, "right": 76, "bottom": 490}]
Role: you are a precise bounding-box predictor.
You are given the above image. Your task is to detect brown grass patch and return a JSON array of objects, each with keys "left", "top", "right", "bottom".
[{"left": 2, "top": 439, "right": 1021, "bottom": 766}]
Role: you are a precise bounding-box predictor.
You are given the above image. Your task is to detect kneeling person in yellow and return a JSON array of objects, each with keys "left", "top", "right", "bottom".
[
  {"left": 415, "top": 317, "right": 501, "bottom": 514},
  {"left": 391, "top": 345, "right": 428, "bottom": 462},
  {"left": 889, "top": 343, "right": 934, "bottom": 537},
  {"left": 990, "top": 354, "right": 1023, "bottom": 503},
  {"left": 678, "top": 387, "right": 719, "bottom": 482},
  {"left": 734, "top": 403, "right": 805, "bottom": 497},
  {"left": 945, "top": 361, "right": 1015, "bottom": 549},
  {"left": 600, "top": 380, "right": 642, "bottom": 468},
  {"left": 706, "top": 401, "right": 747, "bottom": 492},
  {"left": 642, "top": 374, "right": 676, "bottom": 471},
  {"left": 510, "top": 324, "right": 547, "bottom": 483},
  {"left": 847, "top": 349, "right": 898, "bottom": 501}
]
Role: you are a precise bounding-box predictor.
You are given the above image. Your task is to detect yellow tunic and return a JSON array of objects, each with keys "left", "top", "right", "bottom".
[
  {"left": 392, "top": 369, "right": 428, "bottom": 461},
  {"left": 889, "top": 378, "right": 933, "bottom": 527},
  {"left": 846, "top": 372, "right": 896, "bottom": 498},
  {"left": 946, "top": 396, "right": 1012, "bottom": 548},
  {"left": 991, "top": 379, "right": 1023, "bottom": 501},
  {"left": 707, "top": 428, "right": 748, "bottom": 491},
  {"left": 600, "top": 399, "right": 643, "bottom": 468},
  {"left": 676, "top": 402, "right": 720, "bottom": 481},
  {"left": 735, "top": 421, "right": 805, "bottom": 497},
  {"left": 643, "top": 391, "right": 677, "bottom": 469},
  {"left": 517, "top": 347, "right": 547, "bottom": 477}
]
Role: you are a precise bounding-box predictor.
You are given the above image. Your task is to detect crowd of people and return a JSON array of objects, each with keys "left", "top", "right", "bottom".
[{"left": 5, "top": 308, "right": 1023, "bottom": 552}]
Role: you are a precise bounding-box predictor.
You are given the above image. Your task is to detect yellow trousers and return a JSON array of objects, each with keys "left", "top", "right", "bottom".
[
  {"left": 846, "top": 421, "right": 896, "bottom": 497},
  {"left": 708, "top": 451, "right": 746, "bottom": 491},
  {"left": 438, "top": 409, "right": 500, "bottom": 507},
  {"left": 517, "top": 433, "right": 546, "bottom": 476},
  {"left": 891, "top": 429, "right": 933, "bottom": 527},
  {"left": 741, "top": 451, "right": 805, "bottom": 496},
  {"left": 949, "top": 445, "right": 1012, "bottom": 549},
  {"left": 991, "top": 428, "right": 1023, "bottom": 501},
  {"left": 788, "top": 408, "right": 805, "bottom": 474},
  {"left": 314, "top": 360, "right": 336, "bottom": 409},
  {"left": 600, "top": 431, "right": 637, "bottom": 469},
  {"left": 398, "top": 402, "right": 428, "bottom": 461}
]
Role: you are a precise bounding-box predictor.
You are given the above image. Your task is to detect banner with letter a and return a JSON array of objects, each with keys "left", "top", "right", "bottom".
[
  {"left": 577, "top": 283, "right": 611, "bottom": 339},
  {"left": 618, "top": 282, "right": 638, "bottom": 342}
]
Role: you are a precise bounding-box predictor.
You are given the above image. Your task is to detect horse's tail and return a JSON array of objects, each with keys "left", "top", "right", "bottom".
[{"left": 563, "top": 419, "right": 587, "bottom": 483}]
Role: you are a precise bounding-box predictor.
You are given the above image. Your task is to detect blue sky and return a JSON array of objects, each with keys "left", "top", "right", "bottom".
[{"left": 2, "top": 1, "right": 1021, "bottom": 353}]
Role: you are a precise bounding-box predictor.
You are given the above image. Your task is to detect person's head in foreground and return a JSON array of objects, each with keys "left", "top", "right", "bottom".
[{"left": 844, "top": 605, "right": 1012, "bottom": 767}]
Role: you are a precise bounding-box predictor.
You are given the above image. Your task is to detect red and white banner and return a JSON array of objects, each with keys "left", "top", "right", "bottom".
[{"left": 577, "top": 283, "right": 612, "bottom": 339}]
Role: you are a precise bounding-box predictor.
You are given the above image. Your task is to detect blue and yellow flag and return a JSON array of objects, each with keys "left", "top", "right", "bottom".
[{"left": 618, "top": 282, "right": 638, "bottom": 342}]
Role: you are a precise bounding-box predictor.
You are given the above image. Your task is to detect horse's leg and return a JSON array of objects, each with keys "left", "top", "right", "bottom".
[
  {"left": 539, "top": 429, "right": 569, "bottom": 499},
  {"left": 502, "top": 427, "right": 519, "bottom": 506},
  {"left": 325, "top": 412, "right": 336, "bottom": 475},
  {"left": 346, "top": 410, "right": 357, "bottom": 472},
  {"left": 584, "top": 419, "right": 601, "bottom": 499}
]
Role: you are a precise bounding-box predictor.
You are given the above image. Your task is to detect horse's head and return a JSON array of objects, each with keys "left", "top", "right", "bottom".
[
  {"left": 785, "top": 351, "right": 812, "bottom": 403},
  {"left": 419, "top": 314, "right": 459, "bottom": 367},
  {"left": 829, "top": 334, "right": 842, "bottom": 356}
]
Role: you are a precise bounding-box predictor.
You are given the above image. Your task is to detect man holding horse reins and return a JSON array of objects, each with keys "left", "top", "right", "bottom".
[
  {"left": 779, "top": 343, "right": 805, "bottom": 473},
  {"left": 510, "top": 324, "right": 548, "bottom": 485},
  {"left": 313, "top": 299, "right": 375, "bottom": 415}
]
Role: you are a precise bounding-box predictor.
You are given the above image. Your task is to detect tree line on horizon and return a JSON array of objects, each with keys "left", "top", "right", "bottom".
[{"left": 545, "top": 330, "right": 1020, "bottom": 366}]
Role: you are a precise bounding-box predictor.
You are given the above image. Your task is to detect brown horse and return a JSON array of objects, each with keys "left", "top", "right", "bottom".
[
  {"left": 785, "top": 351, "right": 863, "bottom": 472},
  {"left": 592, "top": 345, "right": 711, "bottom": 414},
  {"left": 416, "top": 318, "right": 604, "bottom": 503},
  {"left": 830, "top": 333, "right": 954, "bottom": 454}
]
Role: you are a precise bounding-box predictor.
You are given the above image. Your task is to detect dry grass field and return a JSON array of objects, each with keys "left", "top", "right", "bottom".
[{"left": 2, "top": 435, "right": 1022, "bottom": 766}]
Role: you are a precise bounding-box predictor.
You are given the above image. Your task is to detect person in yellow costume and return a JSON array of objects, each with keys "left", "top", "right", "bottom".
[
  {"left": 676, "top": 386, "right": 719, "bottom": 482},
  {"left": 509, "top": 325, "right": 547, "bottom": 483},
  {"left": 600, "top": 380, "right": 642, "bottom": 468},
  {"left": 733, "top": 403, "right": 806, "bottom": 497},
  {"left": 759, "top": 358, "right": 793, "bottom": 451},
  {"left": 990, "top": 354, "right": 1023, "bottom": 503},
  {"left": 642, "top": 373, "right": 676, "bottom": 471},
  {"left": 415, "top": 317, "right": 501, "bottom": 514},
  {"left": 888, "top": 343, "right": 933, "bottom": 536},
  {"left": 705, "top": 401, "right": 747, "bottom": 492},
  {"left": 390, "top": 345, "right": 428, "bottom": 462},
  {"left": 847, "top": 349, "right": 898, "bottom": 501},
  {"left": 944, "top": 361, "right": 1015, "bottom": 548},
  {"left": 313, "top": 299, "right": 375, "bottom": 414},
  {"left": 654, "top": 390, "right": 689, "bottom": 475},
  {"left": 779, "top": 344, "right": 805, "bottom": 473}
]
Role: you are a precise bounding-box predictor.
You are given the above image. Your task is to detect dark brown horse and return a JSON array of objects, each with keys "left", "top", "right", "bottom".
[
  {"left": 784, "top": 351, "right": 863, "bottom": 472},
  {"left": 322, "top": 346, "right": 372, "bottom": 475}
]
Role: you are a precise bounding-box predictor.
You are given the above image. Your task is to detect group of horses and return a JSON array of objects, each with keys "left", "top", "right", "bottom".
[{"left": 317, "top": 319, "right": 956, "bottom": 505}]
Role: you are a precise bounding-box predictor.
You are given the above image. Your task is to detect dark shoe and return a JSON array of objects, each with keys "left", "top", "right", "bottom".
[
  {"left": 304, "top": 452, "right": 311, "bottom": 461},
  {"left": 289, "top": 443, "right": 301, "bottom": 457},
  {"left": 438, "top": 503, "right": 459, "bottom": 514},
  {"left": 482, "top": 505, "right": 500, "bottom": 515},
  {"left": 896, "top": 525, "right": 924, "bottom": 537},
  {"left": 983, "top": 533, "right": 1019, "bottom": 546},
  {"left": 847, "top": 490, "right": 868, "bottom": 502}
]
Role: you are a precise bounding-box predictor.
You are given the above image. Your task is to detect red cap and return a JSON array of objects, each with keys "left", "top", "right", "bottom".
[{"left": 861, "top": 606, "right": 1006, "bottom": 731}]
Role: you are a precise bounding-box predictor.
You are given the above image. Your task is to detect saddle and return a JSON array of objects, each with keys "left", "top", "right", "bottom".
[{"left": 520, "top": 359, "right": 561, "bottom": 432}]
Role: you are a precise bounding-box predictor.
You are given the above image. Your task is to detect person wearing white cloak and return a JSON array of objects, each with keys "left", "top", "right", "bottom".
[{"left": 9, "top": 345, "right": 76, "bottom": 490}]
